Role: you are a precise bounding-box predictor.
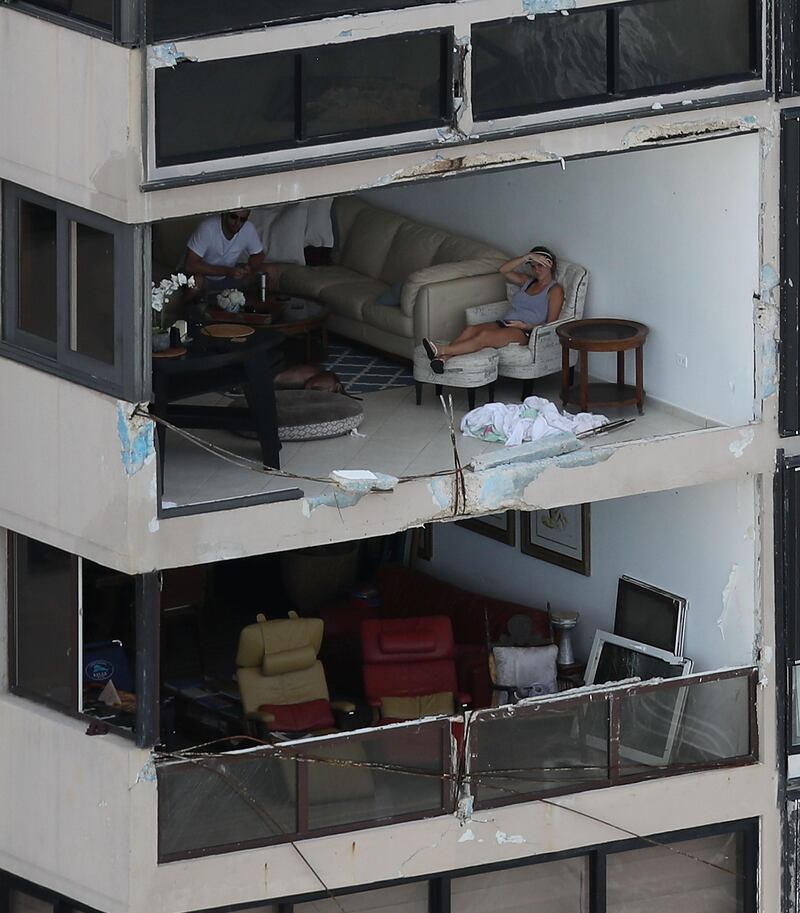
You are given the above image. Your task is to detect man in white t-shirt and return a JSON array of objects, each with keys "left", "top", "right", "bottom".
[{"left": 184, "top": 209, "right": 277, "bottom": 303}]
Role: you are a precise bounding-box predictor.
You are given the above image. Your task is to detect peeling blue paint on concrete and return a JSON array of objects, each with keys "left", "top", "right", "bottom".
[
  {"left": 522, "top": 0, "right": 575, "bottom": 14},
  {"left": 149, "top": 42, "right": 196, "bottom": 67},
  {"left": 117, "top": 405, "right": 154, "bottom": 476},
  {"left": 469, "top": 433, "right": 580, "bottom": 471},
  {"left": 303, "top": 489, "right": 366, "bottom": 516},
  {"left": 759, "top": 336, "right": 777, "bottom": 399},
  {"left": 429, "top": 477, "right": 451, "bottom": 511},
  {"left": 760, "top": 263, "right": 779, "bottom": 304},
  {"left": 477, "top": 463, "right": 549, "bottom": 510}
]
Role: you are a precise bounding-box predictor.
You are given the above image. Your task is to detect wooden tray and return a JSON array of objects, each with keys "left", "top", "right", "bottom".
[
  {"left": 202, "top": 324, "right": 255, "bottom": 339},
  {"left": 152, "top": 346, "right": 187, "bottom": 358},
  {"left": 207, "top": 307, "right": 273, "bottom": 326}
]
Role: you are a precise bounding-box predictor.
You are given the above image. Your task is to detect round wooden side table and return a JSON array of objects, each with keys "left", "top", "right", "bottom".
[{"left": 557, "top": 318, "right": 649, "bottom": 414}]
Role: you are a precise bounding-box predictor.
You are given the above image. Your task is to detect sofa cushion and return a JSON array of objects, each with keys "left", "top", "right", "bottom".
[
  {"left": 401, "top": 258, "right": 505, "bottom": 318},
  {"left": 380, "top": 692, "right": 454, "bottom": 720},
  {"left": 339, "top": 207, "right": 403, "bottom": 279},
  {"left": 279, "top": 264, "right": 361, "bottom": 300},
  {"left": 380, "top": 221, "right": 448, "bottom": 285},
  {"left": 362, "top": 300, "right": 414, "bottom": 337},
  {"left": 258, "top": 698, "right": 335, "bottom": 732},
  {"left": 320, "top": 278, "right": 389, "bottom": 321},
  {"left": 433, "top": 236, "right": 506, "bottom": 265}
]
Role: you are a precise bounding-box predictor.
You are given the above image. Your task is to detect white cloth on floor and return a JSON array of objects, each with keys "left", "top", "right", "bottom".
[{"left": 461, "top": 396, "right": 607, "bottom": 446}]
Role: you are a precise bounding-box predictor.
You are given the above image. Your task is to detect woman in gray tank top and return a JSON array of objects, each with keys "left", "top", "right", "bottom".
[{"left": 422, "top": 246, "right": 565, "bottom": 374}]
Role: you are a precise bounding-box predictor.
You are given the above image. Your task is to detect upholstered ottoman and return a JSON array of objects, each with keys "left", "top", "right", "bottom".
[{"left": 412, "top": 345, "right": 499, "bottom": 410}]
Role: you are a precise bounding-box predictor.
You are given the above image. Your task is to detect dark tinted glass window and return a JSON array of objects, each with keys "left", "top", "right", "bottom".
[
  {"left": 18, "top": 200, "right": 57, "bottom": 345},
  {"left": 472, "top": 12, "right": 607, "bottom": 118},
  {"left": 149, "top": 0, "right": 450, "bottom": 42},
  {"left": 72, "top": 222, "right": 115, "bottom": 364},
  {"left": 11, "top": 536, "right": 77, "bottom": 712},
  {"left": 618, "top": 0, "right": 755, "bottom": 92},
  {"left": 302, "top": 32, "right": 447, "bottom": 139},
  {"left": 155, "top": 32, "right": 450, "bottom": 165},
  {"left": 155, "top": 53, "right": 296, "bottom": 165},
  {"left": 18, "top": 0, "right": 113, "bottom": 28}
]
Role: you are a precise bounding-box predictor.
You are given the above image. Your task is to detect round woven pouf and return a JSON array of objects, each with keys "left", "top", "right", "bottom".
[
  {"left": 276, "top": 390, "right": 364, "bottom": 441},
  {"left": 231, "top": 390, "right": 364, "bottom": 442}
]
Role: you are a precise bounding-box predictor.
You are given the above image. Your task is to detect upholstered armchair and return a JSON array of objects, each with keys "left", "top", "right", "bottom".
[
  {"left": 361, "top": 616, "right": 470, "bottom": 724},
  {"left": 236, "top": 611, "right": 354, "bottom": 737},
  {"left": 463, "top": 260, "right": 589, "bottom": 399}
]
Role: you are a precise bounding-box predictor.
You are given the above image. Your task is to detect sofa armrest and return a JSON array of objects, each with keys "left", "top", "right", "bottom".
[
  {"left": 412, "top": 273, "right": 508, "bottom": 344},
  {"left": 465, "top": 300, "right": 508, "bottom": 326}
]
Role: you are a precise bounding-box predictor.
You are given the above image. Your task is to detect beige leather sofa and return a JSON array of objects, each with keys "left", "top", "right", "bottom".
[{"left": 278, "top": 197, "right": 509, "bottom": 359}]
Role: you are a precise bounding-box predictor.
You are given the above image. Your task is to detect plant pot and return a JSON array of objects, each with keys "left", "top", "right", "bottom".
[{"left": 152, "top": 331, "right": 171, "bottom": 353}]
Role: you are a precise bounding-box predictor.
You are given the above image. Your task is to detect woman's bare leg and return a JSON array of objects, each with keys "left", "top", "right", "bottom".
[{"left": 439, "top": 325, "right": 527, "bottom": 357}]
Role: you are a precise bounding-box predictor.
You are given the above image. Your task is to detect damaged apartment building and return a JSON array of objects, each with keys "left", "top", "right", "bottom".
[{"left": 7, "top": 0, "right": 800, "bottom": 910}]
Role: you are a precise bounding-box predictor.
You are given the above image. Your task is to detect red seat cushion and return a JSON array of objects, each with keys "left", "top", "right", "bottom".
[{"left": 258, "top": 699, "right": 335, "bottom": 732}]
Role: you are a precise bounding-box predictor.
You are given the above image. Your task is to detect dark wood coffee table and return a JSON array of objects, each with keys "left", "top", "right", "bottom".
[
  {"left": 557, "top": 318, "right": 649, "bottom": 414},
  {"left": 207, "top": 297, "right": 329, "bottom": 362}
]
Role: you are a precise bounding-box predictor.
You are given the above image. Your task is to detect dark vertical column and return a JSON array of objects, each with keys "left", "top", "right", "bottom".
[
  {"left": 781, "top": 111, "right": 800, "bottom": 434},
  {"left": 135, "top": 572, "right": 160, "bottom": 748},
  {"left": 429, "top": 876, "right": 451, "bottom": 913},
  {"left": 779, "top": 0, "right": 800, "bottom": 98}
]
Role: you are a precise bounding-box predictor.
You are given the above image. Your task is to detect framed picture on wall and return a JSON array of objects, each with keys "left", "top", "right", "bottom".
[
  {"left": 456, "top": 511, "right": 516, "bottom": 546},
  {"left": 520, "top": 504, "right": 590, "bottom": 576}
]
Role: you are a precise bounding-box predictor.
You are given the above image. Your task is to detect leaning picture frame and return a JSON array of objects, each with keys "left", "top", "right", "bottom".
[
  {"left": 457, "top": 511, "right": 516, "bottom": 546},
  {"left": 520, "top": 504, "right": 590, "bottom": 575},
  {"left": 584, "top": 631, "right": 693, "bottom": 766}
]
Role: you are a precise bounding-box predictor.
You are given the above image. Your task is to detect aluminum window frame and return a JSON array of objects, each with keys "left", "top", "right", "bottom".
[
  {"left": 0, "top": 182, "right": 147, "bottom": 403},
  {"left": 148, "top": 26, "right": 456, "bottom": 176},
  {"left": 1, "top": 0, "right": 142, "bottom": 45},
  {"left": 471, "top": 0, "right": 763, "bottom": 124},
  {"left": 143, "top": 0, "right": 767, "bottom": 188}
]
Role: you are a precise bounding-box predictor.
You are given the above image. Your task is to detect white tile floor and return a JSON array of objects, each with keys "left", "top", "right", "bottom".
[{"left": 160, "top": 374, "right": 713, "bottom": 509}]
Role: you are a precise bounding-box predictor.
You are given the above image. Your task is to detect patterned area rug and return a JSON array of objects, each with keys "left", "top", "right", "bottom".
[{"left": 320, "top": 339, "right": 414, "bottom": 394}]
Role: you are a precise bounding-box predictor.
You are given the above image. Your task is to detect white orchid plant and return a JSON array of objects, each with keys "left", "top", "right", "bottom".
[{"left": 151, "top": 273, "right": 195, "bottom": 330}]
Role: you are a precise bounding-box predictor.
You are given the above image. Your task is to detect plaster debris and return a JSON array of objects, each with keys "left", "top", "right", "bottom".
[
  {"left": 148, "top": 516, "right": 160, "bottom": 533},
  {"left": 455, "top": 35, "right": 471, "bottom": 47},
  {"left": 148, "top": 42, "right": 196, "bottom": 67},
  {"left": 458, "top": 829, "right": 476, "bottom": 843},
  {"left": 622, "top": 117, "right": 759, "bottom": 148},
  {"left": 116, "top": 404, "right": 155, "bottom": 477},
  {"left": 457, "top": 795, "right": 474, "bottom": 821},
  {"left": 651, "top": 102, "right": 664, "bottom": 110},
  {"left": 495, "top": 830, "right": 527, "bottom": 845},
  {"left": 681, "top": 99, "right": 694, "bottom": 105},
  {"left": 729, "top": 429, "right": 754, "bottom": 458},
  {"left": 329, "top": 470, "right": 398, "bottom": 492}
]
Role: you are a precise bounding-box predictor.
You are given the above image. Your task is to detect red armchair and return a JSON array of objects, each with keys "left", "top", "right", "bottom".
[{"left": 361, "top": 616, "right": 470, "bottom": 723}]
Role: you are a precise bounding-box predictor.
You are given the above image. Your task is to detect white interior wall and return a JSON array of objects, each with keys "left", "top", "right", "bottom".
[
  {"left": 365, "top": 134, "right": 759, "bottom": 427},
  {"left": 425, "top": 478, "right": 757, "bottom": 671}
]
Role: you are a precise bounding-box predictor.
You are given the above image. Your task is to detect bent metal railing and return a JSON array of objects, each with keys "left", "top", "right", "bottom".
[{"left": 156, "top": 667, "right": 757, "bottom": 862}]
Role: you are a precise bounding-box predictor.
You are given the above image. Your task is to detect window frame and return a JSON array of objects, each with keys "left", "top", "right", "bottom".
[
  {"left": 6, "top": 533, "right": 160, "bottom": 747},
  {"left": 152, "top": 28, "right": 454, "bottom": 169},
  {"left": 1, "top": 183, "right": 147, "bottom": 402},
  {"left": 471, "top": 0, "right": 763, "bottom": 123},
  {"left": 1, "top": 0, "right": 141, "bottom": 46}
]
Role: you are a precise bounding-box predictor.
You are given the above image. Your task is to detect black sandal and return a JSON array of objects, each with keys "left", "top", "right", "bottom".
[
  {"left": 430, "top": 357, "right": 445, "bottom": 375},
  {"left": 422, "top": 338, "right": 439, "bottom": 361}
]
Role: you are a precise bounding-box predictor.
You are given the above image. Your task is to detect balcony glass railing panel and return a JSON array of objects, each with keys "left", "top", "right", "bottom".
[
  {"left": 304, "top": 722, "right": 448, "bottom": 830},
  {"left": 468, "top": 699, "right": 610, "bottom": 804},
  {"left": 617, "top": 673, "right": 754, "bottom": 777},
  {"left": 157, "top": 752, "right": 297, "bottom": 859}
]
